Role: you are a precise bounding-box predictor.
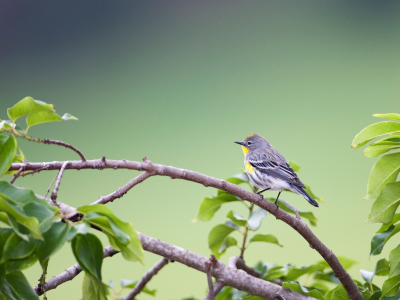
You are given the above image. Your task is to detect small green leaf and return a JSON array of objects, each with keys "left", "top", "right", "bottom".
[
  {"left": 352, "top": 121, "right": 400, "bottom": 149},
  {"left": 85, "top": 213, "right": 130, "bottom": 245},
  {"left": 250, "top": 234, "right": 282, "bottom": 247},
  {"left": 225, "top": 173, "right": 249, "bottom": 185},
  {"left": 317, "top": 256, "right": 358, "bottom": 271},
  {"left": 364, "top": 142, "right": 400, "bottom": 158},
  {"left": 3, "top": 270, "right": 40, "bottom": 300},
  {"left": 72, "top": 233, "right": 103, "bottom": 281},
  {"left": 7, "top": 97, "right": 55, "bottom": 122},
  {"left": 266, "top": 198, "right": 318, "bottom": 226},
  {"left": 365, "top": 153, "right": 400, "bottom": 200},
  {"left": 0, "top": 193, "right": 43, "bottom": 240},
  {"left": 218, "top": 236, "right": 238, "bottom": 257},
  {"left": 193, "top": 193, "right": 240, "bottom": 222},
  {"left": 360, "top": 269, "right": 374, "bottom": 283},
  {"left": 376, "top": 213, "right": 400, "bottom": 233},
  {"left": 369, "top": 224, "right": 400, "bottom": 256},
  {"left": 282, "top": 281, "right": 325, "bottom": 300},
  {"left": 381, "top": 274, "right": 400, "bottom": 298},
  {"left": 6, "top": 255, "right": 37, "bottom": 273},
  {"left": 120, "top": 279, "right": 157, "bottom": 295},
  {"left": 374, "top": 114, "right": 400, "bottom": 122},
  {"left": 208, "top": 224, "right": 236, "bottom": 258},
  {"left": 78, "top": 205, "right": 143, "bottom": 264},
  {"left": 367, "top": 182, "right": 400, "bottom": 224},
  {"left": 1, "top": 233, "right": 36, "bottom": 263},
  {"left": 285, "top": 264, "right": 324, "bottom": 281},
  {"left": 247, "top": 208, "right": 266, "bottom": 231},
  {"left": 389, "top": 244, "right": 400, "bottom": 278},
  {"left": 330, "top": 284, "right": 350, "bottom": 300},
  {"left": 0, "top": 134, "right": 17, "bottom": 178},
  {"left": 82, "top": 273, "right": 107, "bottom": 300},
  {"left": 26, "top": 110, "right": 62, "bottom": 129},
  {"left": 313, "top": 271, "right": 340, "bottom": 284},
  {"left": 375, "top": 258, "right": 390, "bottom": 276},
  {"left": 302, "top": 182, "right": 323, "bottom": 203},
  {"left": 226, "top": 210, "right": 247, "bottom": 227},
  {"left": 36, "top": 222, "right": 68, "bottom": 268},
  {"left": 288, "top": 160, "right": 301, "bottom": 172},
  {"left": 67, "top": 222, "right": 90, "bottom": 241}
]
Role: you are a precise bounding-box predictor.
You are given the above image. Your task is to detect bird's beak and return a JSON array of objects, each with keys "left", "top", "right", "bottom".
[{"left": 234, "top": 141, "right": 244, "bottom": 146}]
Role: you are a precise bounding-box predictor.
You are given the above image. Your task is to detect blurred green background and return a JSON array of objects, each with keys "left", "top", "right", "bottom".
[{"left": 1, "top": 1, "right": 400, "bottom": 299}]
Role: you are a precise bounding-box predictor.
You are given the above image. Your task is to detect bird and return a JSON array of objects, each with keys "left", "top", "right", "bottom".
[{"left": 234, "top": 133, "right": 318, "bottom": 209}]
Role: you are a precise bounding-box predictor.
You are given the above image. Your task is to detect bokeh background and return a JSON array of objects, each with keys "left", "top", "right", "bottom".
[{"left": 1, "top": 1, "right": 400, "bottom": 299}]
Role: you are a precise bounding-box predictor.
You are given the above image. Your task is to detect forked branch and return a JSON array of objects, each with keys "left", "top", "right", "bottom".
[{"left": 11, "top": 159, "right": 362, "bottom": 300}]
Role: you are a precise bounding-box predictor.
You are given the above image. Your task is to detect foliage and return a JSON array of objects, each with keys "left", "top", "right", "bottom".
[{"left": 352, "top": 113, "right": 400, "bottom": 298}]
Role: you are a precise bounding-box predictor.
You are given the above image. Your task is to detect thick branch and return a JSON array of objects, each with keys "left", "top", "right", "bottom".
[
  {"left": 33, "top": 234, "right": 315, "bottom": 300},
  {"left": 13, "top": 159, "right": 362, "bottom": 300},
  {"left": 121, "top": 257, "right": 169, "bottom": 300},
  {"left": 33, "top": 246, "right": 118, "bottom": 295}
]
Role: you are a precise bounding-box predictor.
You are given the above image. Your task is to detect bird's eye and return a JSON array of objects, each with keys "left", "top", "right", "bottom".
[{"left": 247, "top": 141, "right": 252, "bottom": 146}]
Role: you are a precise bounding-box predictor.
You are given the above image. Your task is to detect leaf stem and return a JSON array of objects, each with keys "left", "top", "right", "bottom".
[{"left": 240, "top": 203, "right": 254, "bottom": 259}]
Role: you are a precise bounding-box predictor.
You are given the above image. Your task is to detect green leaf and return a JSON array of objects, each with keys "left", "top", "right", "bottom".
[
  {"left": 367, "top": 182, "right": 400, "bottom": 224},
  {"left": 208, "top": 224, "right": 236, "bottom": 258},
  {"left": 313, "top": 271, "right": 340, "bottom": 284},
  {"left": 7, "top": 97, "right": 55, "bottom": 122},
  {"left": 6, "top": 255, "right": 37, "bottom": 273},
  {"left": 82, "top": 273, "right": 107, "bottom": 300},
  {"left": 120, "top": 279, "right": 157, "bottom": 295},
  {"left": 77, "top": 205, "right": 143, "bottom": 264},
  {"left": 352, "top": 121, "right": 400, "bottom": 149},
  {"left": 5, "top": 213, "right": 29, "bottom": 242},
  {"left": 330, "top": 284, "right": 350, "bottom": 300},
  {"left": 85, "top": 213, "right": 130, "bottom": 245},
  {"left": 3, "top": 271, "right": 40, "bottom": 300},
  {"left": 364, "top": 142, "right": 400, "bottom": 158},
  {"left": 23, "top": 202, "right": 55, "bottom": 233},
  {"left": 370, "top": 225, "right": 398, "bottom": 256},
  {"left": 36, "top": 222, "right": 68, "bottom": 268},
  {"left": 247, "top": 208, "right": 266, "bottom": 231},
  {"left": 72, "top": 233, "right": 103, "bottom": 281},
  {"left": 225, "top": 173, "right": 249, "bottom": 185},
  {"left": 288, "top": 160, "right": 301, "bottom": 172},
  {"left": 376, "top": 213, "right": 400, "bottom": 233},
  {"left": 218, "top": 236, "right": 238, "bottom": 257},
  {"left": 381, "top": 274, "right": 400, "bottom": 298},
  {"left": 375, "top": 258, "right": 390, "bottom": 276},
  {"left": 250, "top": 234, "right": 282, "bottom": 247},
  {"left": 67, "top": 222, "right": 90, "bottom": 241},
  {"left": 389, "top": 244, "right": 400, "bottom": 278},
  {"left": 360, "top": 269, "right": 374, "bottom": 283},
  {"left": 1, "top": 233, "right": 36, "bottom": 263},
  {"left": 285, "top": 264, "right": 324, "bottom": 281},
  {"left": 226, "top": 210, "right": 247, "bottom": 227},
  {"left": 266, "top": 198, "right": 318, "bottom": 226},
  {"left": 0, "top": 193, "right": 43, "bottom": 240},
  {"left": 26, "top": 110, "right": 62, "bottom": 128},
  {"left": 193, "top": 193, "right": 240, "bottom": 222},
  {"left": 365, "top": 153, "right": 400, "bottom": 200},
  {"left": 0, "top": 134, "right": 17, "bottom": 178},
  {"left": 282, "top": 281, "right": 325, "bottom": 300},
  {"left": 374, "top": 114, "right": 400, "bottom": 122}
]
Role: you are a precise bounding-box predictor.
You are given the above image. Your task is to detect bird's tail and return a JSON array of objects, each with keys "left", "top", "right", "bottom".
[{"left": 290, "top": 185, "right": 319, "bottom": 207}]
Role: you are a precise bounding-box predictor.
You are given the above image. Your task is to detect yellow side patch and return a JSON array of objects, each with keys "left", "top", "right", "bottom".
[
  {"left": 241, "top": 146, "right": 249, "bottom": 154},
  {"left": 245, "top": 162, "right": 254, "bottom": 173}
]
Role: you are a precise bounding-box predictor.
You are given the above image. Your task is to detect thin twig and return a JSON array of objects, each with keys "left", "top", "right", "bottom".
[
  {"left": 45, "top": 171, "right": 60, "bottom": 199},
  {"left": 50, "top": 161, "right": 70, "bottom": 204},
  {"left": 3, "top": 126, "right": 86, "bottom": 161},
  {"left": 205, "top": 256, "right": 216, "bottom": 300},
  {"left": 33, "top": 246, "right": 118, "bottom": 295},
  {"left": 121, "top": 257, "right": 169, "bottom": 300},
  {"left": 240, "top": 203, "right": 254, "bottom": 259},
  {"left": 13, "top": 159, "right": 362, "bottom": 300},
  {"left": 17, "top": 167, "right": 49, "bottom": 178},
  {"left": 9, "top": 166, "right": 24, "bottom": 184}
]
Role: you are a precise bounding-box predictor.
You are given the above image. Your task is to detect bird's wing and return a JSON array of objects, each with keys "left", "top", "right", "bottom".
[{"left": 248, "top": 153, "right": 305, "bottom": 188}]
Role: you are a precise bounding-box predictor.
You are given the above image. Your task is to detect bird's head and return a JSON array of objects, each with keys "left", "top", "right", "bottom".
[{"left": 234, "top": 133, "right": 270, "bottom": 154}]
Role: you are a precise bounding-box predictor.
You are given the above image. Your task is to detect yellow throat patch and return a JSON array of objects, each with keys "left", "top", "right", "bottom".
[
  {"left": 241, "top": 146, "right": 249, "bottom": 154},
  {"left": 245, "top": 162, "right": 254, "bottom": 173}
]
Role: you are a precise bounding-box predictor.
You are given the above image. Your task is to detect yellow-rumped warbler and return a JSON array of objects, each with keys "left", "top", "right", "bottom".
[{"left": 235, "top": 133, "right": 318, "bottom": 208}]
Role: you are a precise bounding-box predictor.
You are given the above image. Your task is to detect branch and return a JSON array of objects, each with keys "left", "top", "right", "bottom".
[
  {"left": 50, "top": 161, "right": 70, "bottom": 206},
  {"left": 9, "top": 165, "right": 25, "bottom": 184},
  {"left": 33, "top": 234, "right": 316, "bottom": 300},
  {"left": 33, "top": 246, "right": 118, "bottom": 295},
  {"left": 120, "top": 257, "right": 169, "bottom": 300},
  {"left": 12, "top": 159, "right": 362, "bottom": 300},
  {"left": 4, "top": 127, "right": 86, "bottom": 161}
]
